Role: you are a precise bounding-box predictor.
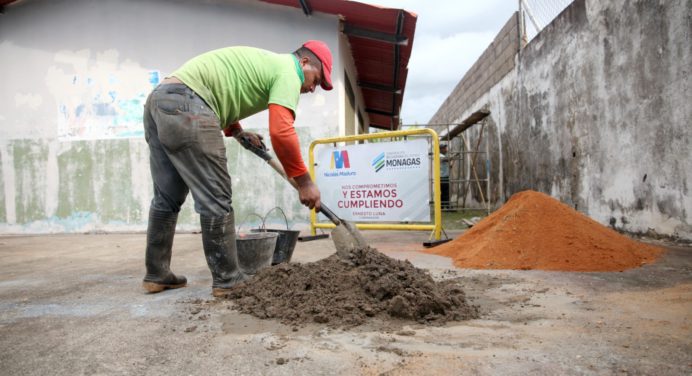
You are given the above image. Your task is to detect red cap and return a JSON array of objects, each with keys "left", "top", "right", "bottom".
[{"left": 302, "top": 40, "right": 333, "bottom": 91}]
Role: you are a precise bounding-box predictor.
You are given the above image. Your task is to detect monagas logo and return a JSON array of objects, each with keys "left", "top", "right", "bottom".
[
  {"left": 372, "top": 150, "right": 421, "bottom": 173},
  {"left": 372, "top": 152, "right": 385, "bottom": 173}
]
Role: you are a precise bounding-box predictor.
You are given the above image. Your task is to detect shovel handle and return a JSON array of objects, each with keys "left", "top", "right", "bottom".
[
  {"left": 243, "top": 141, "right": 343, "bottom": 226},
  {"left": 266, "top": 158, "right": 299, "bottom": 190},
  {"left": 318, "top": 204, "right": 342, "bottom": 225},
  {"left": 265, "top": 158, "right": 341, "bottom": 225},
  {"left": 238, "top": 136, "right": 272, "bottom": 161}
]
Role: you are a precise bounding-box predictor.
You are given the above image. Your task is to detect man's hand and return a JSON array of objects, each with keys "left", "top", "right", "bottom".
[
  {"left": 234, "top": 131, "right": 266, "bottom": 151},
  {"left": 293, "top": 173, "right": 321, "bottom": 211}
]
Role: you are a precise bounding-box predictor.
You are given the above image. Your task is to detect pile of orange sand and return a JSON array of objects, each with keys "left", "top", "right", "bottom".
[{"left": 427, "top": 190, "right": 662, "bottom": 272}]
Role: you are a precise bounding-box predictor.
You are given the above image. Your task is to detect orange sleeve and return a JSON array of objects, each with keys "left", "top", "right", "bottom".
[
  {"left": 223, "top": 122, "right": 242, "bottom": 137},
  {"left": 268, "top": 104, "right": 309, "bottom": 178}
]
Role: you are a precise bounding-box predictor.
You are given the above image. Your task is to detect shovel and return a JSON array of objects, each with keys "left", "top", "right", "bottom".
[{"left": 239, "top": 137, "right": 369, "bottom": 258}]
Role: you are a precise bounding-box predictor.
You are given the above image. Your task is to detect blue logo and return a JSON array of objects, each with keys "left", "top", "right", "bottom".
[{"left": 372, "top": 152, "right": 385, "bottom": 172}]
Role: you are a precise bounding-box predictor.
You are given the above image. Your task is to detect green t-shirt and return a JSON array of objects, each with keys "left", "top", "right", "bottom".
[{"left": 172, "top": 46, "right": 304, "bottom": 127}]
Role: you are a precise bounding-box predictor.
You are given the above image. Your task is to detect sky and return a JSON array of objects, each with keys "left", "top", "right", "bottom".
[{"left": 360, "top": 0, "right": 518, "bottom": 125}]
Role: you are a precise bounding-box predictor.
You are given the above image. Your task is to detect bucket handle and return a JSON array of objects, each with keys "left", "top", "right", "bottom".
[
  {"left": 263, "top": 206, "right": 291, "bottom": 230},
  {"left": 236, "top": 212, "right": 266, "bottom": 234}
]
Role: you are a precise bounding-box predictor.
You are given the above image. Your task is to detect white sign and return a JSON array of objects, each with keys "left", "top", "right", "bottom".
[{"left": 315, "top": 138, "right": 430, "bottom": 222}]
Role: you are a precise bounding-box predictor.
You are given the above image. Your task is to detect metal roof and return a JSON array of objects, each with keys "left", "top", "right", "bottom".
[
  {"left": 0, "top": 0, "right": 417, "bottom": 130},
  {"left": 261, "top": 0, "right": 418, "bottom": 130}
]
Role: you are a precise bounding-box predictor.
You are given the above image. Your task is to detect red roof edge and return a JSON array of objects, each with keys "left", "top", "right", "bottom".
[{"left": 260, "top": 0, "right": 417, "bottom": 131}]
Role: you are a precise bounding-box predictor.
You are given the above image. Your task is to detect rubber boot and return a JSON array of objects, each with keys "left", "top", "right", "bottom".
[
  {"left": 142, "top": 209, "right": 187, "bottom": 293},
  {"left": 201, "top": 213, "right": 248, "bottom": 297}
]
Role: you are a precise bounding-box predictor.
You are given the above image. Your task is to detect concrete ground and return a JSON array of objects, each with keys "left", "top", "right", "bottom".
[{"left": 0, "top": 230, "right": 690, "bottom": 375}]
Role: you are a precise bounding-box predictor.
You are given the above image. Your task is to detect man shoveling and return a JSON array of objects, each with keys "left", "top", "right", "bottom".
[{"left": 141, "top": 41, "right": 332, "bottom": 297}]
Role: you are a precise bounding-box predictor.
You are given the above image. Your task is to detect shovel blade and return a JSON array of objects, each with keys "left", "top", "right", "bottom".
[{"left": 331, "top": 220, "right": 369, "bottom": 259}]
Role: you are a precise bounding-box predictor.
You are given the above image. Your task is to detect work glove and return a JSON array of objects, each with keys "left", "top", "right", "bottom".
[{"left": 234, "top": 131, "right": 267, "bottom": 152}]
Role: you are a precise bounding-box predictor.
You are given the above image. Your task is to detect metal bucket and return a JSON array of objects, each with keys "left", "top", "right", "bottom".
[
  {"left": 253, "top": 228, "right": 300, "bottom": 265},
  {"left": 236, "top": 232, "right": 278, "bottom": 275},
  {"left": 250, "top": 207, "right": 300, "bottom": 265}
]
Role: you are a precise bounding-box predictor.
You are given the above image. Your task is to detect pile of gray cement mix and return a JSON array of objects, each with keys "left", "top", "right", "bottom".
[{"left": 224, "top": 247, "right": 479, "bottom": 328}]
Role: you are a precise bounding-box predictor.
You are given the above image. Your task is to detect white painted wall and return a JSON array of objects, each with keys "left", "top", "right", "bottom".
[{"left": 0, "top": 0, "right": 353, "bottom": 233}]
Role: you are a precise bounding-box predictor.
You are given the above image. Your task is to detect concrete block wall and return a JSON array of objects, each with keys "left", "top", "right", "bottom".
[
  {"left": 429, "top": 13, "right": 520, "bottom": 127},
  {"left": 429, "top": 0, "right": 692, "bottom": 241}
]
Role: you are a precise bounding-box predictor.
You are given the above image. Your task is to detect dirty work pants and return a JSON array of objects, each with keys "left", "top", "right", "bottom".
[{"left": 143, "top": 83, "right": 232, "bottom": 217}]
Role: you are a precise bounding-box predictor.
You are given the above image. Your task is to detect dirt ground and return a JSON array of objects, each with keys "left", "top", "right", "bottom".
[{"left": 0, "top": 230, "right": 690, "bottom": 375}]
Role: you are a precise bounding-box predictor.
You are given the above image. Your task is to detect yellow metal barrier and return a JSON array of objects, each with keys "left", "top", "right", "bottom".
[{"left": 308, "top": 128, "right": 442, "bottom": 241}]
